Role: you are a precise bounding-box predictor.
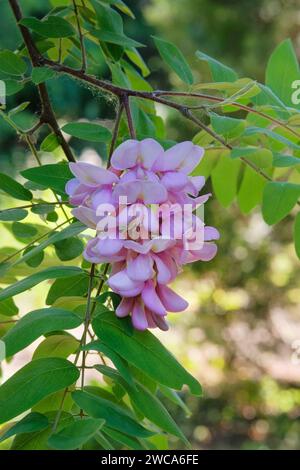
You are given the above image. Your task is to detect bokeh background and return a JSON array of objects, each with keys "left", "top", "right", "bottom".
[{"left": 1, "top": 0, "right": 300, "bottom": 450}]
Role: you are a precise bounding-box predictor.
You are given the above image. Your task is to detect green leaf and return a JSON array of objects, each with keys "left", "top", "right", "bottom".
[
  {"left": 92, "top": 312, "right": 202, "bottom": 395},
  {"left": 103, "top": 427, "right": 144, "bottom": 450},
  {"left": 84, "top": 341, "right": 135, "bottom": 388},
  {"left": 0, "top": 50, "right": 27, "bottom": 76},
  {"left": 21, "top": 163, "right": 72, "bottom": 193},
  {"left": 72, "top": 390, "right": 153, "bottom": 438},
  {"left": 0, "top": 412, "right": 49, "bottom": 443},
  {"left": 294, "top": 212, "right": 300, "bottom": 259},
  {"left": 262, "top": 182, "right": 300, "bottom": 225},
  {"left": 0, "top": 292, "right": 18, "bottom": 317},
  {"left": 54, "top": 237, "right": 84, "bottom": 261},
  {"left": 273, "top": 153, "right": 300, "bottom": 168},
  {"left": 11, "top": 411, "right": 73, "bottom": 450},
  {"left": 0, "top": 173, "right": 32, "bottom": 201},
  {"left": 20, "top": 16, "right": 75, "bottom": 38},
  {"left": 62, "top": 122, "right": 111, "bottom": 142},
  {"left": 23, "top": 245, "right": 44, "bottom": 268},
  {"left": 210, "top": 114, "right": 245, "bottom": 139},
  {"left": 244, "top": 127, "right": 300, "bottom": 151},
  {"left": 195, "top": 50, "right": 238, "bottom": 82},
  {"left": 3, "top": 79, "right": 24, "bottom": 96},
  {"left": 266, "top": 39, "right": 300, "bottom": 107},
  {"left": 8, "top": 101, "right": 30, "bottom": 117},
  {"left": 231, "top": 147, "right": 273, "bottom": 168},
  {"left": 0, "top": 208, "right": 28, "bottom": 221},
  {"left": 152, "top": 36, "right": 193, "bottom": 85},
  {"left": 12, "top": 222, "right": 38, "bottom": 239},
  {"left": 33, "top": 334, "right": 79, "bottom": 360},
  {"left": 91, "top": 29, "right": 143, "bottom": 48},
  {"left": 13, "top": 221, "right": 85, "bottom": 268},
  {"left": 0, "top": 358, "right": 79, "bottom": 424},
  {"left": 40, "top": 133, "right": 60, "bottom": 152},
  {"left": 0, "top": 266, "right": 85, "bottom": 301},
  {"left": 48, "top": 418, "right": 105, "bottom": 450},
  {"left": 237, "top": 166, "right": 266, "bottom": 214},
  {"left": 2, "top": 308, "right": 82, "bottom": 357},
  {"left": 90, "top": 0, "right": 143, "bottom": 48},
  {"left": 31, "top": 67, "right": 56, "bottom": 84},
  {"left": 46, "top": 274, "right": 90, "bottom": 305},
  {"left": 97, "top": 366, "right": 188, "bottom": 444},
  {"left": 211, "top": 153, "right": 241, "bottom": 207}
]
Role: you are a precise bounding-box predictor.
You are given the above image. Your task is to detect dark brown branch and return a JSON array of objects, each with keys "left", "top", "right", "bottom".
[{"left": 9, "top": 0, "right": 76, "bottom": 163}]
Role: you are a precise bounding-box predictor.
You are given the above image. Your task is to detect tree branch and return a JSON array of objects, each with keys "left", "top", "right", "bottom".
[{"left": 9, "top": 0, "right": 76, "bottom": 163}]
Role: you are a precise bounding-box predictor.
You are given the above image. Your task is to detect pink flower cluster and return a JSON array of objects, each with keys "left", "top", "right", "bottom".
[{"left": 66, "top": 139, "right": 219, "bottom": 331}]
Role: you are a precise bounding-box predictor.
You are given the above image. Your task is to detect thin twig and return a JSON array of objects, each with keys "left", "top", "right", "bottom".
[
  {"left": 107, "top": 100, "right": 124, "bottom": 167},
  {"left": 72, "top": 0, "right": 86, "bottom": 72},
  {"left": 123, "top": 95, "right": 136, "bottom": 139}
]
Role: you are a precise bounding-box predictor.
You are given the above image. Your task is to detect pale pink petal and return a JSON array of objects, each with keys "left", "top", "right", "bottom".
[
  {"left": 142, "top": 280, "right": 166, "bottom": 316},
  {"left": 72, "top": 206, "right": 98, "bottom": 229},
  {"left": 110, "top": 140, "right": 139, "bottom": 170},
  {"left": 139, "top": 138, "right": 164, "bottom": 169},
  {"left": 69, "top": 162, "right": 118, "bottom": 187},
  {"left": 108, "top": 270, "right": 144, "bottom": 297},
  {"left": 160, "top": 171, "right": 189, "bottom": 191},
  {"left": 151, "top": 313, "right": 169, "bottom": 331},
  {"left": 132, "top": 300, "right": 148, "bottom": 330},
  {"left": 116, "top": 297, "right": 134, "bottom": 318},
  {"left": 157, "top": 284, "right": 188, "bottom": 312},
  {"left": 97, "top": 237, "right": 124, "bottom": 256},
  {"left": 204, "top": 226, "right": 220, "bottom": 241},
  {"left": 127, "top": 254, "right": 154, "bottom": 282}
]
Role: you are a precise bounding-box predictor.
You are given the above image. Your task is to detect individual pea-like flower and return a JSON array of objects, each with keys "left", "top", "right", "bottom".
[{"left": 66, "top": 138, "right": 219, "bottom": 331}]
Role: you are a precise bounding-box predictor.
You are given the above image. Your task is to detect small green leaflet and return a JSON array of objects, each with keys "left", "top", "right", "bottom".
[
  {"left": 0, "top": 413, "right": 49, "bottom": 443},
  {"left": 0, "top": 358, "right": 79, "bottom": 424},
  {"left": 54, "top": 237, "right": 84, "bottom": 261},
  {"left": 20, "top": 16, "right": 75, "bottom": 38},
  {"left": 31, "top": 67, "right": 56, "bottom": 84},
  {"left": 244, "top": 127, "right": 300, "bottom": 151},
  {"left": 293, "top": 213, "right": 300, "bottom": 259},
  {"left": 62, "top": 122, "right": 112, "bottom": 142},
  {"left": 0, "top": 208, "right": 27, "bottom": 221},
  {"left": 33, "top": 334, "right": 79, "bottom": 360},
  {"left": 152, "top": 36, "right": 193, "bottom": 85},
  {"left": 262, "top": 182, "right": 300, "bottom": 225},
  {"left": 0, "top": 172, "right": 32, "bottom": 201},
  {"left": 48, "top": 418, "right": 105, "bottom": 450},
  {"left": 210, "top": 114, "right": 245, "bottom": 139},
  {"left": 21, "top": 163, "right": 73, "bottom": 193},
  {"left": 0, "top": 50, "right": 27, "bottom": 76},
  {"left": 0, "top": 292, "right": 18, "bottom": 317},
  {"left": 40, "top": 133, "right": 60, "bottom": 152},
  {"left": 72, "top": 390, "right": 153, "bottom": 438},
  {"left": 195, "top": 50, "right": 238, "bottom": 82},
  {"left": 2, "top": 308, "right": 82, "bottom": 357},
  {"left": 0, "top": 266, "right": 85, "bottom": 301},
  {"left": 10, "top": 221, "right": 85, "bottom": 269},
  {"left": 231, "top": 147, "right": 273, "bottom": 168},
  {"left": 266, "top": 39, "right": 300, "bottom": 107},
  {"left": 211, "top": 153, "right": 241, "bottom": 207}
]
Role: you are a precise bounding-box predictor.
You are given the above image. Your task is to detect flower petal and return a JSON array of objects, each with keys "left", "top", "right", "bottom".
[
  {"left": 139, "top": 138, "right": 164, "bottom": 169},
  {"left": 157, "top": 284, "right": 188, "bottom": 312},
  {"left": 111, "top": 140, "right": 139, "bottom": 170},
  {"left": 69, "top": 162, "right": 118, "bottom": 187},
  {"left": 127, "top": 253, "right": 154, "bottom": 282},
  {"left": 142, "top": 280, "right": 166, "bottom": 316}
]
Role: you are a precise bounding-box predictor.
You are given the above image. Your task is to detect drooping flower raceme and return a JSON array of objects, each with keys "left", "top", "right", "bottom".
[{"left": 66, "top": 139, "right": 219, "bottom": 331}]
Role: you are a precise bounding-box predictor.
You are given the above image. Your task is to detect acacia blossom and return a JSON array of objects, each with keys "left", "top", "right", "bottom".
[{"left": 66, "top": 138, "right": 219, "bottom": 331}]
